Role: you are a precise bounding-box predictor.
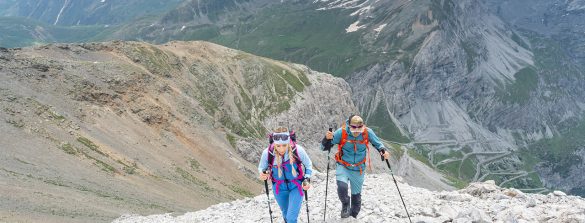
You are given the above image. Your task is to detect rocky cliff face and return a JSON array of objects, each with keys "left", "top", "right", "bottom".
[
  {"left": 337, "top": 0, "right": 537, "bottom": 190},
  {"left": 484, "top": 0, "right": 585, "bottom": 60},
  {"left": 0, "top": 40, "right": 354, "bottom": 222},
  {"left": 480, "top": 0, "right": 585, "bottom": 196},
  {"left": 328, "top": 0, "right": 585, "bottom": 195}
]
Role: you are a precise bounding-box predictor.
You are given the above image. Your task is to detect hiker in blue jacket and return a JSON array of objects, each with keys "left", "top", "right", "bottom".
[
  {"left": 321, "top": 115, "right": 390, "bottom": 218},
  {"left": 258, "top": 127, "right": 313, "bottom": 223}
]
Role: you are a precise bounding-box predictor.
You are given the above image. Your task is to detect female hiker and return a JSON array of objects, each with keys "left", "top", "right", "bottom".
[{"left": 258, "top": 127, "right": 313, "bottom": 223}]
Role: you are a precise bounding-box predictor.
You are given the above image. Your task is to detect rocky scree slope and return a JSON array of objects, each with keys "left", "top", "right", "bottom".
[{"left": 113, "top": 172, "right": 585, "bottom": 223}]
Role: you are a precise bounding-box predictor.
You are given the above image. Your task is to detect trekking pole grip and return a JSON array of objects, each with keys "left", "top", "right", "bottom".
[
  {"left": 380, "top": 149, "right": 386, "bottom": 161},
  {"left": 263, "top": 169, "right": 270, "bottom": 179}
]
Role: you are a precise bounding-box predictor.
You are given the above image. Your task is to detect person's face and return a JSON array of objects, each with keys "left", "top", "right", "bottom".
[
  {"left": 274, "top": 143, "right": 288, "bottom": 155},
  {"left": 349, "top": 123, "right": 364, "bottom": 137}
]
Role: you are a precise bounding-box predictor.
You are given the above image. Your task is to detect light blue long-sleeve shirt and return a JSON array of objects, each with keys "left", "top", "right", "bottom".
[{"left": 258, "top": 144, "right": 313, "bottom": 179}]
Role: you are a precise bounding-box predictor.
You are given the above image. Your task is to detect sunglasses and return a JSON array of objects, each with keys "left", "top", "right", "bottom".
[
  {"left": 272, "top": 134, "right": 289, "bottom": 141},
  {"left": 349, "top": 125, "right": 363, "bottom": 129}
]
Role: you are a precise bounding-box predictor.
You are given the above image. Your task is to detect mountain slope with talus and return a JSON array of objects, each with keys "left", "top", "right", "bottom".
[
  {"left": 2, "top": 0, "right": 585, "bottom": 205},
  {"left": 112, "top": 172, "right": 585, "bottom": 223},
  {"left": 99, "top": 0, "right": 585, "bottom": 195},
  {"left": 303, "top": 0, "right": 585, "bottom": 196},
  {"left": 483, "top": 0, "right": 585, "bottom": 197},
  {"left": 0, "top": 40, "right": 357, "bottom": 222},
  {"left": 343, "top": 0, "right": 537, "bottom": 190}
]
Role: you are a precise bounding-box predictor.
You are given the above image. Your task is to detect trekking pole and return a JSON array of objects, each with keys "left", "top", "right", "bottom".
[
  {"left": 303, "top": 181, "right": 310, "bottom": 223},
  {"left": 323, "top": 127, "right": 333, "bottom": 221},
  {"left": 263, "top": 170, "right": 274, "bottom": 223},
  {"left": 381, "top": 151, "right": 412, "bottom": 223}
]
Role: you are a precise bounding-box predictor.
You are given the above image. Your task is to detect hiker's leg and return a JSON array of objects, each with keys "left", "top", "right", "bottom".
[
  {"left": 335, "top": 164, "right": 351, "bottom": 218},
  {"left": 347, "top": 170, "right": 365, "bottom": 218},
  {"left": 335, "top": 164, "right": 350, "bottom": 202},
  {"left": 347, "top": 170, "right": 365, "bottom": 194},
  {"left": 284, "top": 189, "right": 303, "bottom": 223},
  {"left": 350, "top": 193, "right": 362, "bottom": 218},
  {"left": 273, "top": 185, "right": 290, "bottom": 218}
]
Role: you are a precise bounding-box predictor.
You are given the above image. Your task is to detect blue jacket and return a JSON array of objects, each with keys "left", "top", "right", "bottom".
[
  {"left": 258, "top": 145, "right": 313, "bottom": 193},
  {"left": 323, "top": 120, "right": 386, "bottom": 171}
]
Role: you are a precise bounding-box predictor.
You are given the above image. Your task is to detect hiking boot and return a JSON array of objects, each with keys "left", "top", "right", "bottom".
[
  {"left": 337, "top": 181, "right": 351, "bottom": 218},
  {"left": 341, "top": 202, "right": 351, "bottom": 218},
  {"left": 350, "top": 193, "right": 362, "bottom": 218}
]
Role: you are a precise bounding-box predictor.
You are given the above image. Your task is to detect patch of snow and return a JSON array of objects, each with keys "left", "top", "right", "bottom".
[
  {"left": 332, "top": 0, "right": 361, "bottom": 7},
  {"left": 527, "top": 130, "right": 545, "bottom": 141},
  {"left": 350, "top": 6, "right": 371, "bottom": 16},
  {"left": 317, "top": 0, "right": 371, "bottom": 10},
  {"left": 346, "top": 20, "right": 365, "bottom": 33},
  {"left": 374, "top": 23, "right": 386, "bottom": 33}
]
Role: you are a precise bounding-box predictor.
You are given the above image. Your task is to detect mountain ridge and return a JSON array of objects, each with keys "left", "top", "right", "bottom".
[{"left": 0, "top": 40, "right": 358, "bottom": 222}]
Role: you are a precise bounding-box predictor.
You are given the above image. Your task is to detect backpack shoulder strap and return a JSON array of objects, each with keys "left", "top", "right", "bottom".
[
  {"left": 339, "top": 124, "right": 348, "bottom": 150},
  {"left": 291, "top": 143, "right": 305, "bottom": 178},
  {"left": 289, "top": 130, "right": 297, "bottom": 142},
  {"left": 362, "top": 126, "right": 369, "bottom": 142}
]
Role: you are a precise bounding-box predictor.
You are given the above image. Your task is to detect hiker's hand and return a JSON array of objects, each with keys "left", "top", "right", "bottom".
[
  {"left": 380, "top": 150, "right": 390, "bottom": 160},
  {"left": 325, "top": 130, "right": 333, "bottom": 140},
  {"left": 259, "top": 172, "right": 269, "bottom": 181},
  {"left": 321, "top": 137, "right": 332, "bottom": 151},
  {"left": 302, "top": 179, "right": 311, "bottom": 190}
]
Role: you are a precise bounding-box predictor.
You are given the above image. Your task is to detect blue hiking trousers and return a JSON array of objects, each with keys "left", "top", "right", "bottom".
[
  {"left": 335, "top": 163, "right": 365, "bottom": 194},
  {"left": 273, "top": 184, "right": 304, "bottom": 223}
]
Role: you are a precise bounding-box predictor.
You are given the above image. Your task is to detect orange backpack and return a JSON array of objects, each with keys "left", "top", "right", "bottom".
[{"left": 334, "top": 124, "right": 372, "bottom": 175}]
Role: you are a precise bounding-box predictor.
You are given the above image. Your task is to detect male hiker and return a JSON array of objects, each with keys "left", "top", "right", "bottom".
[{"left": 321, "top": 115, "right": 390, "bottom": 218}]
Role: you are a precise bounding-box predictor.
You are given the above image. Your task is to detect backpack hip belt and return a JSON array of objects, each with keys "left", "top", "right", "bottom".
[
  {"left": 267, "top": 142, "right": 305, "bottom": 196},
  {"left": 272, "top": 173, "right": 305, "bottom": 196}
]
